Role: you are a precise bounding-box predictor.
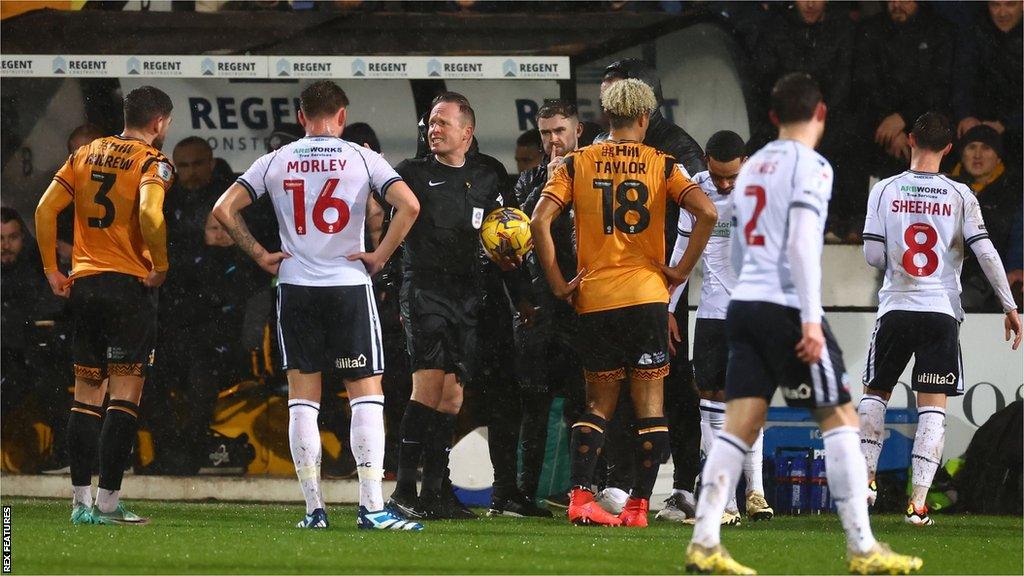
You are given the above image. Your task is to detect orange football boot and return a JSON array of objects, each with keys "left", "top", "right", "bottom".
[
  {"left": 618, "top": 497, "right": 649, "bottom": 527},
  {"left": 568, "top": 488, "right": 622, "bottom": 526}
]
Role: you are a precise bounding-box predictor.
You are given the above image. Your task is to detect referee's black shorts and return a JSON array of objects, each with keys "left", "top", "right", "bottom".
[
  {"left": 400, "top": 277, "right": 479, "bottom": 382},
  {"left": 725, "top": 300, "right": 850, "bottom": 408}
]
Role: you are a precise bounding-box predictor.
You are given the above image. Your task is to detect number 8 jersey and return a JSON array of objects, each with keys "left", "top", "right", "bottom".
[
  {"left": 863, "top": 170, "right": 986, "bottom": 320},
  {"left": 541, "top": 140, "right": 699, "bottom": 314},
  {"left": 237, "top": 136, "right": 402, "bottom": 287}
]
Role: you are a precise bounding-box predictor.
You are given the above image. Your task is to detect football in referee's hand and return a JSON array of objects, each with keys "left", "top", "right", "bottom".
[{"left": 480, "top": 207, "right": 533, "bottom": 261}]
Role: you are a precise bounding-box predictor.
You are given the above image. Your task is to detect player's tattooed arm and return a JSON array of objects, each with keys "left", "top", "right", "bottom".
[{"left": 214, "top": 183, "right": 289, "bottom": 276}]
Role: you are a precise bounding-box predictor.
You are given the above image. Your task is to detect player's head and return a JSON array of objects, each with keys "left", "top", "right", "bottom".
[
  {"left": 601, "top": 58, "right": 664, "bottom": 104},
  {"left": 796, "top": 0, "right": 826, "bottom": 24},
  {"left": 298, "top": 80, "right": 350, "bottom": 135},
  {"left": 123, "top": 85, "right": 173, "bottom": 150},
  {"left": 515, "top": 129, "right": 543, "bottom": 173},
  {"left": 428, "top": 92, "right": 475, "bottom": 157},
  {"left": 344, "top": 122, "right": 381, "bottom": 153},
  {"left": 769, "top": 73, "right": 826, "bottom": 144},
  {"left": 958, "top": 124, "right": 1003, "bottom": 180},
  {"left": 705, "top": 130, "right": 747, "bottom": 195},
  {"left": 267, "top": 123, "right": 304, "bottom": 152},
  {"left": 887, "top": 0, "right": 918, "bottom": 23},
  {"left": 66, "top": 123, "right": 105, "bottom": 154},
  {"left": 537, "top": 99, "right": 582, "bottom": 158},
  {"left": 173, "top": 136, "right": 215, "bottom": 192},
  {"left": 1, "top": 207, "right": 26, "bottom": 265},
  {"left": 908, "top": 112, "right": 953, "bottom": 159},
  {"left": 989, "top": 0, "right": 1023, "bottom": 33},
  {"left": 601, "top": 78, "right": 658, "bottom": 139}
]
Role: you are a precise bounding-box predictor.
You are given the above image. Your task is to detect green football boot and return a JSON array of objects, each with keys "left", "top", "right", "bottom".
[
  {"left": 70, "top": 504, "right": 95, "bottom": 525},
  {"left": 90, "top": 503, "right": 149, "bottom": 525}
]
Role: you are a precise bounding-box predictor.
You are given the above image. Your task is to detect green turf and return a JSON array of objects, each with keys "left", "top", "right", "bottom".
[{"left": 3, "top": 498, "right": 1021, "bottom": 574}]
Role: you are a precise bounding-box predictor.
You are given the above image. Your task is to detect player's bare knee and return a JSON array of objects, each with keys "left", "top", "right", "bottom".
[
  {"left": 916, "top": 391, "right": 947, "bottom": 409},
  {"left": 863, "top": 386, "right": 892, "bottom": 402},
  {"left": 345, "top": 375, "right": 383, "bottom": 399},
  {"left": 73, "top": 376, "right": 106, "bottom": 405},
  {"left": 722, "top": 397, "right": 768, "bottom": 443},
  {"left": 814, "top": 402, "right": 859, "bottom": 431},
  {"left": 106, "top": 374, "right": 144, "bottom": 404}
]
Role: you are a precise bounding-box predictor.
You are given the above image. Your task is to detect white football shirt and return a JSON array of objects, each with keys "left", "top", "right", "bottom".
[
  {"left": 863, "top": 170, "right": 986, "bottom": 320},
  {"left": 671, "top": 170, "right": 736, "bottom": 320},
  {"left": 730, "top": 140, "right": 832, "bottom": 317},
  {"left": 237, "top": 136, "right": 402, "bottom": 287}
]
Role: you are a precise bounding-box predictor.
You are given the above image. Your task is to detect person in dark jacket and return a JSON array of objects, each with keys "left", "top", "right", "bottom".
[
  {"left": 953, "top": 0, "right": 1023, "bottom": 162},
  {"left": 592, "top": 59, "right": 706, "bottom": 516},
  {"left": 950, "top": 125, "right": 1023, "bottom": 312},
  {"left": 514, "top": 100, "right": 586, "bottom": 512}
]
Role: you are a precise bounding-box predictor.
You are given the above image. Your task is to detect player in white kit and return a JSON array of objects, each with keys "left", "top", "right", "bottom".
[
  {"left": 684, "top": 74, "right": 922, "bottom": 575},
  {"left": 661, "top": 131, "right": 772, "bottom": 526},
  {"left": 213, "top": 81, "right": 423, "bottom": 530},
  {"left": 858, "top": 112, "right": 1021, "bottom": 526}
]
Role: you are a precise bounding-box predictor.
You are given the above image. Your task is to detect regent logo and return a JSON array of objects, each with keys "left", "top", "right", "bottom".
[
  {"left": 352, "top": 58, "right": 366, "bottom": 77},
  {"left": 54, "top": 58, "right": 107, "bottom": 74},
  {"left": 201, "top": 58, "right": 215, "bottom": 76},
  {"left": 427, "top": 59, "right": 442, "bottom": 77},
  {"left": 917, "top": 372, "right": 957, "bottom": 386},
  {"left": 218, "top": 61, "right": 257, "bottom": 73},
  {"left": 783, "top": 383, "right": 813, "bottom": 400},
  {"left": 277, "top": 58, "right": 291, "bottom": 77},
  {"left": 2, "top": 59, "right": 32, "bottom": 72},
  {"left": 127, "top": 57, "right": 141, "bottom": 75},
  {"left": 336, "top": 355, "right": 367, "bottom": 369},
  {"left": 444, "top": 61, "right": 482, "bottom": 73},
  {"left": 52, "top": 56, "right": 66, "bottom": 74},
  {"left": 366, "top": 61, "right": 406, "bottom": 74},
  {"left": 503, "top": 59, "right": 517, "bottom": 77}
]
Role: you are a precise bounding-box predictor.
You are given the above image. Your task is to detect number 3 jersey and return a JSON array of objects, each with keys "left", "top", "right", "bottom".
[
  {"left": 52, "top": 135, "right": 175, "bottom": 280},
  {"left": 730, "top": 140, "right": 833, "bottom": 317},
  {"left": 541, "top": 140, "right": 699, "bottom": 314},
  {"left": 863, "top": 170, "right": 986, "bottom": 320},
  {"left": 237, "top": 136, "right": 402, "bottom": 287}
]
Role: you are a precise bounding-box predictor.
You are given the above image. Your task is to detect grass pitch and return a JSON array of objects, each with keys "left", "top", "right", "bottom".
[{"left": 4, "top": 498, "right": 1021, "bottom": 574}]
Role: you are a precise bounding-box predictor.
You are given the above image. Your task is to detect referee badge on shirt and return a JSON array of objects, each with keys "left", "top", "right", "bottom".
[{"left": 472, "top": 207, "right": 484, "bottom": 229}]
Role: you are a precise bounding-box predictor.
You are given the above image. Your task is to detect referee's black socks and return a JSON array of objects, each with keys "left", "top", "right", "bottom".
[
  {"left": 569, "top": 413, "right": 608, "bottom": 490},
  {"left": 395, "top": 400, "right": 434, "bottom": 498},
  {"left": 422, "top": 411, "right": 456, "bottom": 494},
  {"left": 633, "top": 417, "right": 669, "bottom": 500},
  {"left": 98, "top": 400, "right": 139, "bottom": 493}
]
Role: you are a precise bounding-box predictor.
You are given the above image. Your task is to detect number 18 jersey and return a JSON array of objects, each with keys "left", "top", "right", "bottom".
[
  {"left": 863, "top": 170, "right": 985, "bottom": 320},
  {"left": 238, "top": 136, "right": 402, "bottom": 287}
]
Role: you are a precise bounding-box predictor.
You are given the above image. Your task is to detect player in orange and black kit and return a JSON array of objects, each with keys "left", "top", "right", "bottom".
[
  {"left": 531, "top": 79, "right": 718, "bottom": 527},
  {"left": 35, "top": 86, "right": 174, "bottom": 526}
]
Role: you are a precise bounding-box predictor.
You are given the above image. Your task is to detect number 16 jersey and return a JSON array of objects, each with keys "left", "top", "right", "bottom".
[
  {"left": 863, "top": 170, "right": 986, "bottom": 321},
  {"left": 237, "top": 136, "right": 403, "bottom": 287}
]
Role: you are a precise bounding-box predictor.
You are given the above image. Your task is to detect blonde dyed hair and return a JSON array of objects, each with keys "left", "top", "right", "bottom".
[{"left": 601, "top": 78, "right": 657, "bottom": 126}]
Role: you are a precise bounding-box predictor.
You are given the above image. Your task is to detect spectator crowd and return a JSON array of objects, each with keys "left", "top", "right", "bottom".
[{"left": 1, "top": 1, "right": 1021, "bottom": 494}]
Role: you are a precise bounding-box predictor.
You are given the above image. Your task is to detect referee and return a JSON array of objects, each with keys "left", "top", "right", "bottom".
[{"left": 388, "top": 92, "right": 518, "bottom": 520}]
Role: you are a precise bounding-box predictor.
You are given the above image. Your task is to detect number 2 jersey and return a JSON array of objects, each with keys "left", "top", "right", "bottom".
[
  {"left": 863, "top": 170, "right": 988, "bottom": 321},
  {"left": 237, "top": 136, "right": 402, "bottom": 287},
  {"left": 541, "top": 140, "right": 700, "bottom": 314},
  {"left": 730, "top": 140, "right": 833, "bottom": 320},
  {"left": 52, "top": 135, "right": 175, "bottom": 280}
]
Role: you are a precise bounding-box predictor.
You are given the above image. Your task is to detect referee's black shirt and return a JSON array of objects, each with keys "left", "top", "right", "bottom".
[{"left": 396, "top": 154, "right": 508, "bottom": 281}]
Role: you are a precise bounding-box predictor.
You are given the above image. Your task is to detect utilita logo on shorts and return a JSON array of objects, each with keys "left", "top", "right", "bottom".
[
  {"left": 918, "top": 372, "right": 957, "bottom": 386},
  {"left": 336, "top": 355, "right": 368, "bottom": 369}
]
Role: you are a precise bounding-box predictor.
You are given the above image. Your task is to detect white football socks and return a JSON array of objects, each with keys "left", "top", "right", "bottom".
[
  {"left": 857, "top": 394, "right": 887, "bottom": 479},
  {"left": 288, "top": 399, "right": 324, "bottom": 515},
  {"left": 823, "top": 426, "right": 877, "bottom": 554},
  {"left": 691, "top": 432, "right": 747, "bottom": 548},
  {"left": 95, "top": 488, "right": 119, "bottom": 513},
  {"left": 745, "top": 428, "right": 765, "bottom": 495},
  {"left": 911, "top": 406, "right": 946, "bottom": 509},
  {"left": 72, "top": 485, "right": 93, "bottom": 509},
  {"left": 349, "top": 395, "right": 386, "bottom": 512},
  {"left": 699, "top": 400, "right": 726, "bottom": 459}
]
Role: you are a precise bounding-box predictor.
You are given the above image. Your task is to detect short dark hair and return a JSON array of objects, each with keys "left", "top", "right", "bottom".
[
  {"left": 123, "top": 86, "right": 173, "bottom": 129},
  {"left": 770, "top": 73, "right": 822, "bottom": 124},
  {"left": 344, "top": 122, "right": 381, "bottom": 153},
  {"left": 431, "top": 92, "right": 475, "bottom": 127},
  {"left": 603, "top": 58, "right": 664, "bottom": 104},
  {"left": 300, "top": 80, "right": 350, "bottom": 119},
  {"left": 538, "top": 99, "right": 578, "bottom": 120},
  {"left": 66, "top": 123, "right": 105, "bottom": 152},
  {"left": 706, "top": 130, "right": 746, "bottom": 162},
  {"left": 1, "top": 207, "right": 25, "bottom": 232},
  {"left": 911, "top": 112, "right": 952, "bottom": 152},
  {"left": 516, "top": 129, "right": 542, "bottom": 152},
  {"left": 174, "top": 135, "right": 212, "bottom": 155}
]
